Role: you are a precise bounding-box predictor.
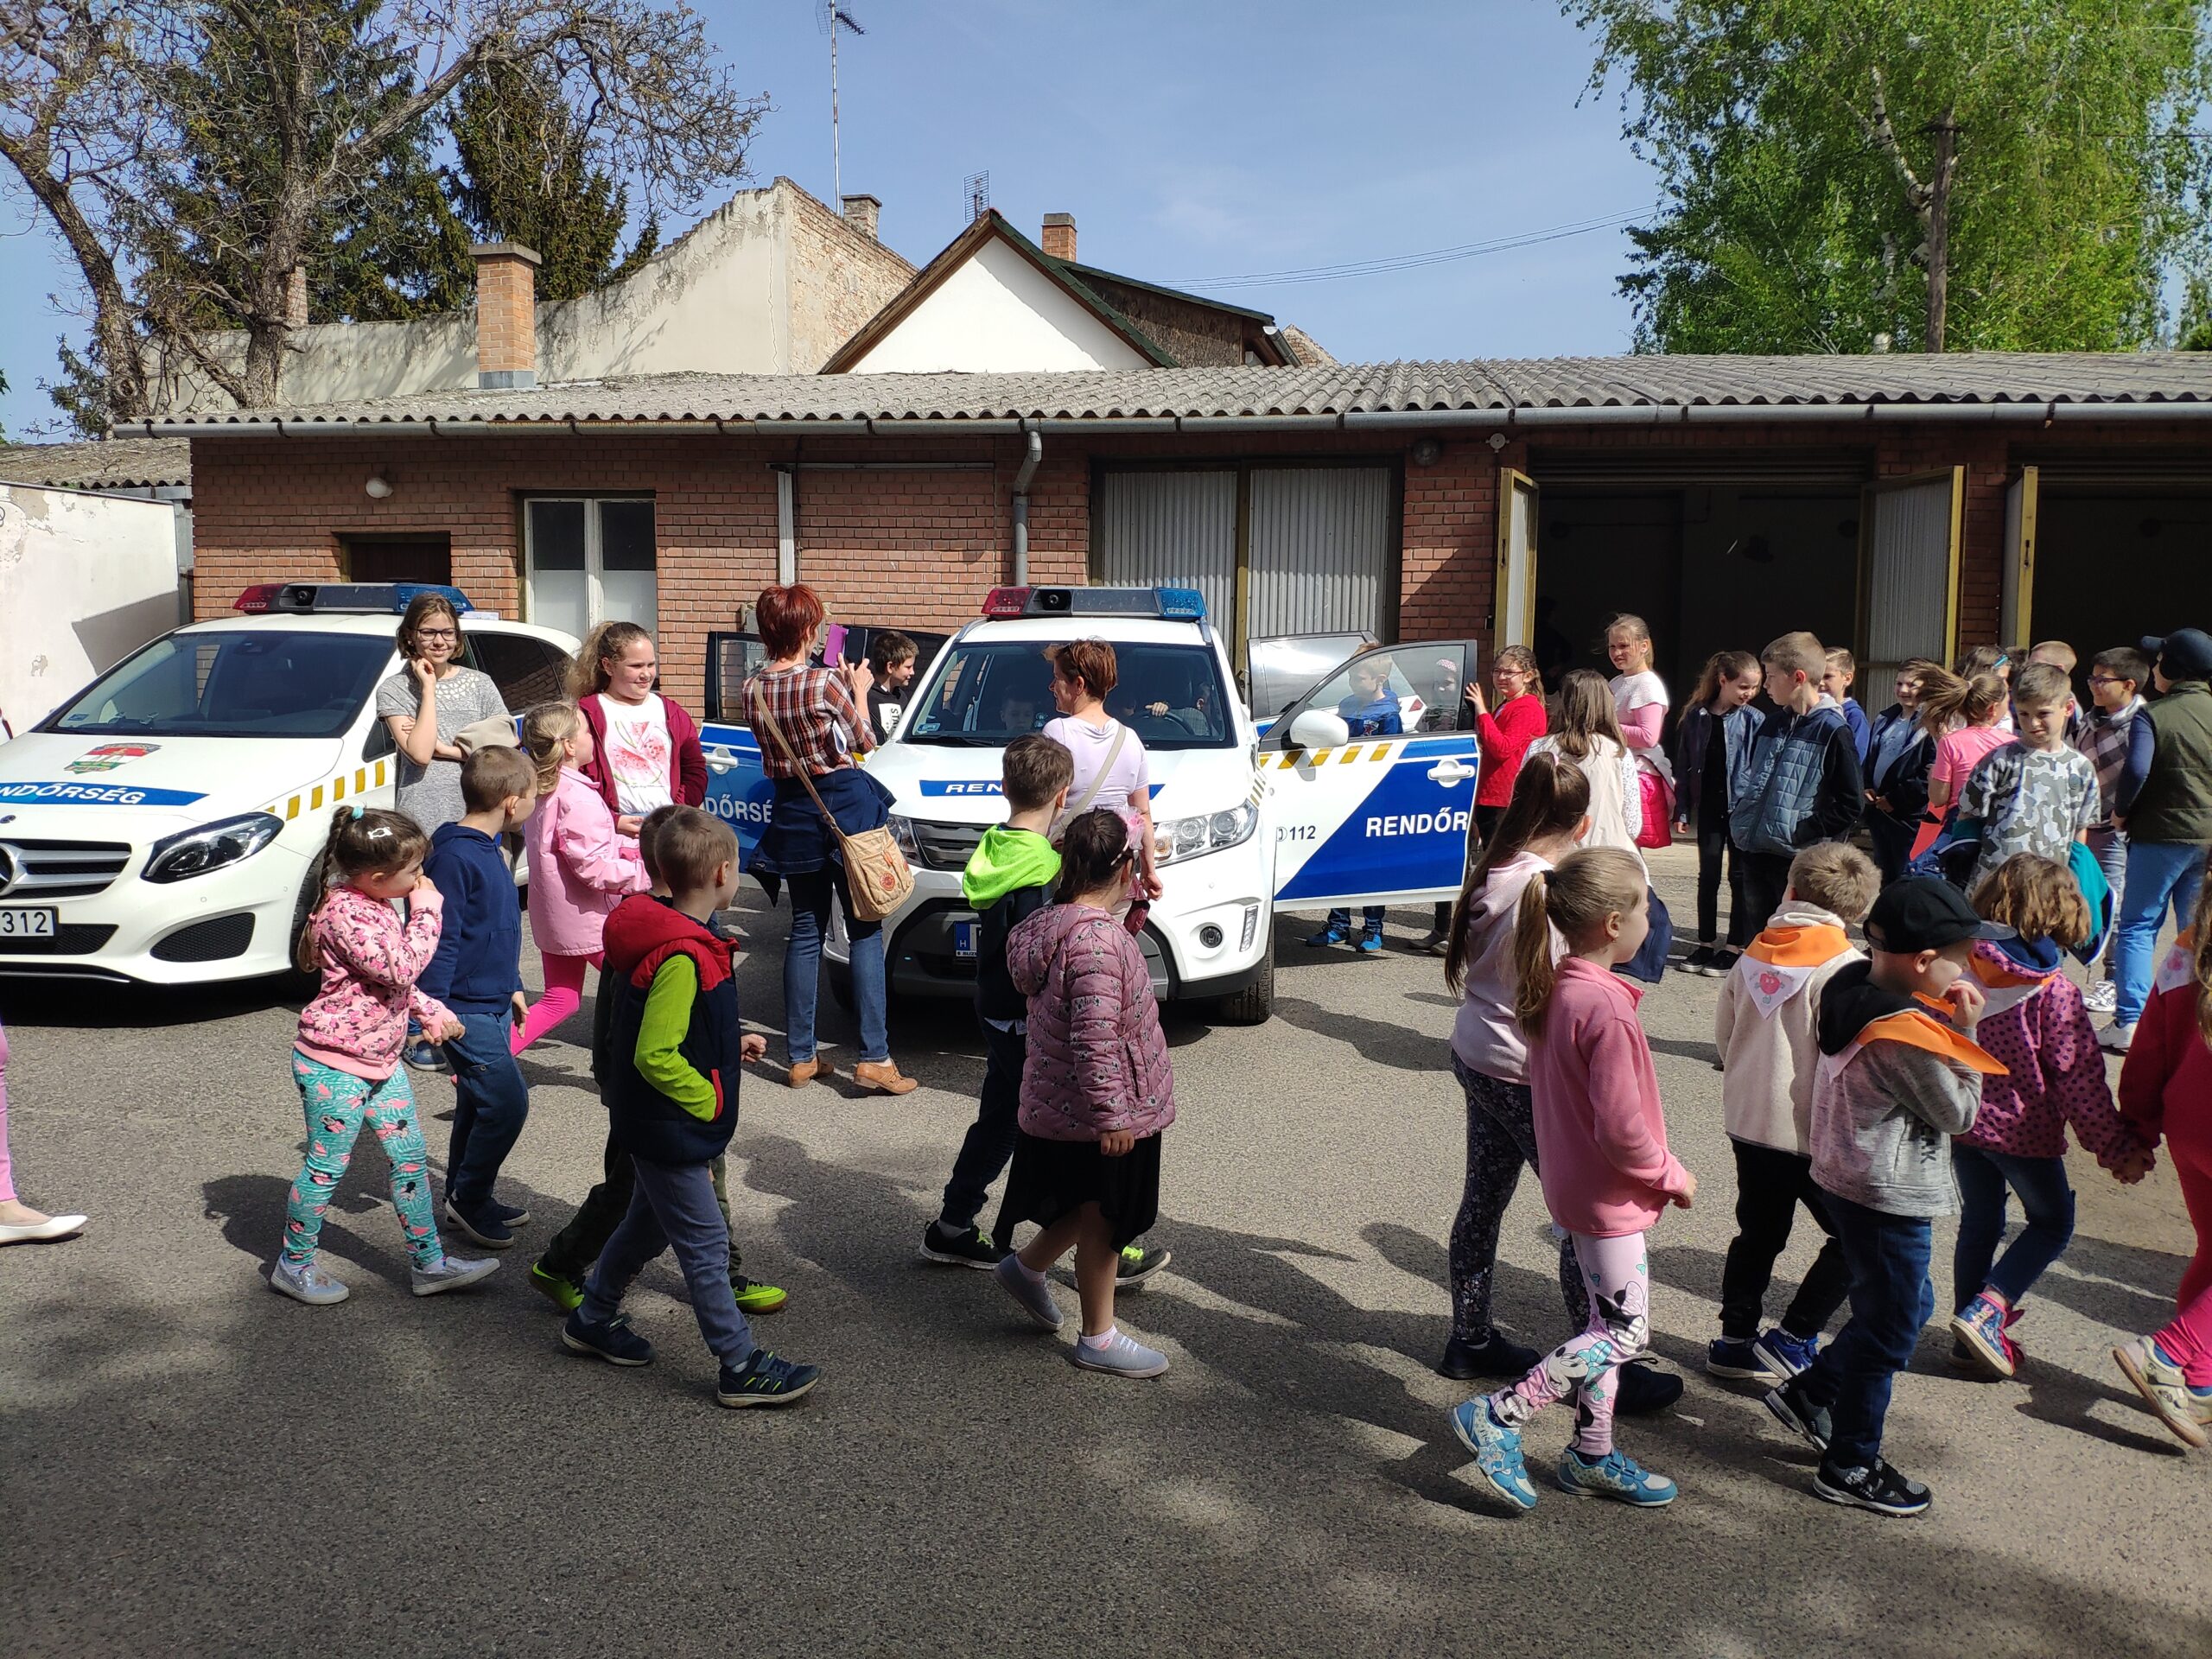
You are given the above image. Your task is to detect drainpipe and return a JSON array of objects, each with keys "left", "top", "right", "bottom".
[
  {"left": 1010, "top": 424, "right": 1043, "bottom": 584},
  {"left": 775, "top": 465, "right": 796, "bottom": 586}
]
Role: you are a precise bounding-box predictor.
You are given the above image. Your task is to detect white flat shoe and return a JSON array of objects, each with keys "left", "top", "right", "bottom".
[{"left": 0, "top": 1213, "right": 86, "bottom": 1245}]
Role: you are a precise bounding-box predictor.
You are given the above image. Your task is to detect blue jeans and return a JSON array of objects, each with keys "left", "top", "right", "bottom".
[
  {"left": 581, "top": 1154, "right": 755, "bottom": 1365},
  {"left": 785, "top": 868, "right": 887, "bottom": 1065},
  {"left": 1325, "top": 906, "right": 1384, "bottom": 932},
  {"left": 2114, "top": 839, "right": 2209, "bottom": 1025},
  {"left": 1794, "top": 1194, "right": 1934, "bottom": 1469},
  {"left": 443, "top": 1007, "right": 530, "bottom": 1211},
  {"left": 1951, "top": 1147, "right": 2075, "bottom": 1312}
]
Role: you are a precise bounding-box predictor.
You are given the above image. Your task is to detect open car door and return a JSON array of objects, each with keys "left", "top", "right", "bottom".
[
  {"left": 698, "top": 631, "right": 773, "bottom": 862},
  {"left": 1266, "top": 639, "right": 1482, "bottom": 910}
]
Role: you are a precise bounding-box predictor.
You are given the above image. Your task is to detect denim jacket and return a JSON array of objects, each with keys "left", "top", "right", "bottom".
[{"left": 1674, "top": 702, "right": 1760, "bottom": 830}]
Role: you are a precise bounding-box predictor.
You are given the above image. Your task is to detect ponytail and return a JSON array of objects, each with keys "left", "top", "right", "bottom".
[
  {"left": 519, "top": 701, "right": 582, "bottom": 796},
  {"left": 1511, "top": 846, "right": 1648, "bottom": 1035},
  {"left": 1920, "top": 670, "right": 2005, "bottom": 733},
  {"left": 1510, "top": 872, "right": 1559, "bottom": 1033},
  {"left": 292, "top": 805, "right": 431, "bottom": 975},
  {"left": 1054, "top": 807, "right": 1131, "bottom": 905},
  {"left": 1445, "top": 754, "right": 1589, "bottom": 995}
]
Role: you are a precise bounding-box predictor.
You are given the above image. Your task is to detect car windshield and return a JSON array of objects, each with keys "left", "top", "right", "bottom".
[
  {"left": 906, "top": 639, "right": 1235, "bottom": 750},
  {"left": 41, "top": 630, "right": 395, "bottom": 740}
]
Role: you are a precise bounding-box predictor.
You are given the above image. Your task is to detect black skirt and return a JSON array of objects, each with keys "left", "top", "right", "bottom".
[{"left": 1001, "top": 1129, "right": 1162, "bottom": 1249}]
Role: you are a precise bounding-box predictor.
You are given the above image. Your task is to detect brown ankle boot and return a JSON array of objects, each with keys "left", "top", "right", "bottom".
[
  {"left": 853, "top": 1059, "right": 918, "bottom": 1096},
  {"left": 787, "top": 1057, "right": 830, "bottom": 1088}
]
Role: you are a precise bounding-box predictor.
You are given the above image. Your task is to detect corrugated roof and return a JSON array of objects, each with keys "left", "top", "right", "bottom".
[
  {"left": 0, "top": 436, "right": 193, "bottom": 487},
  {"left": 133, "top": 354, "right": 2212, "bottom": 432}
]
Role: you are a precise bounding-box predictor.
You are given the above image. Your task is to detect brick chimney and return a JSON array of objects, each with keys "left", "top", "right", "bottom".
[
  {"left": 284, "top": 265, "right": 308, "bottom": 329},
  {"left": 1040, "top": 213, "right": 1076, "bottom": 262},
  {"left": 471, "top": 242, "right": 542, "bottom": 390},
  {"left": 841, "top": 194, "right": 881, "bottom": 243}
]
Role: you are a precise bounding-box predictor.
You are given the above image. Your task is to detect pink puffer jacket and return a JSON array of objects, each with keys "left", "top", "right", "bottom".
[
  {"left": 525, "top": 767, "right": 651, "bottom": 957},
  {"left": 1007, "top": 903, "right": 1177, "bottom": 1141}
]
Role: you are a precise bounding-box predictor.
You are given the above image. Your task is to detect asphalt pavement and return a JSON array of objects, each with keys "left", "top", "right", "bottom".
[{"left": 2, "top": 846, "right": 2206, "bottom": 1658}]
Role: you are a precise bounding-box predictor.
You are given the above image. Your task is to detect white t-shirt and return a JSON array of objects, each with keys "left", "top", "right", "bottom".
[
  {"left": 596, "top": 692, "right": 676, "bottom": 817},
  {"left": 1611, "top": 669, "right": 1674, "bottom": 783}
]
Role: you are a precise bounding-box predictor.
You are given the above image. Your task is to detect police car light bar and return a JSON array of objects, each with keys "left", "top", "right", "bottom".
[
  {"left": 234, "top": 582, "right": 475, "bottom": 616},
  {"left": 978, "top": 586, "right": 1208, "bottom": 620}
]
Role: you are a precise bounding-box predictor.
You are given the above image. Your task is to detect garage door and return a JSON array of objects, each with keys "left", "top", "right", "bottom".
[{"left": 1095, "top": 471, "right": 1236, "bottom": 629}]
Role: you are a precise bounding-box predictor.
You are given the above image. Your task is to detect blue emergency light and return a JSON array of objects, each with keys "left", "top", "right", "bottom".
[
  {"left": 235, "top": 581, "right": 475, "bottom": 615},
  {"left": 979, "top": 586, "right": 1208, "bottom": 620}
]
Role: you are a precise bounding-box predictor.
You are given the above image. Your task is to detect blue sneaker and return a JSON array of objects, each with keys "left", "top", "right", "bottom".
[
  {"left": 716, "top": 1348, "right": 822, "bottom": 1408},
  {"left": 486, "top": 1197, "right": 531, "bottom": 1229},
  {"left": 1947, "top": 1292, "right": 2018, "bottom": 1378},
  {"left": 1304, "top": 923, "right": 1349, "bottom": 948},
  {"left": 443, "top": 1198, "right": 512, "bottom": 1249},
  {"left": 1355, "top": 924, "right": 1384, "bottom": 954},
  {"left": 1556, "top": 1446, "right": 1678, "bottom": 1507},
  {"left": 402, "top": 1039, "right": 448, "bottom": 1073},
  {"left": 1449, "top": 1398, "right": 1537, "bottom": 1513},
  {"left": 1706, "top": 1336, "right": 1775, "bottom": 1381},
  {"left": 1752, "top": 1327, "right": 1821, "bottom": 1380},
  {"left": 561, "top": 1310, "right": 655, "bottom": 1367}
]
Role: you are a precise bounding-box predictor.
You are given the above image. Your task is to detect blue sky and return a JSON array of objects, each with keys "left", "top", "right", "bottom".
[{"left": 0, "top": 0, "right": 1659, "bottom": 435}]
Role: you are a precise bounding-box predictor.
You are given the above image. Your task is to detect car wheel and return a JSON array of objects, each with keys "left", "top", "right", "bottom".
[
  {"left": 1213, "top": 935, "right": 1274, "bottom": 1026},
  {"left": 278, "top": 867, "right": 325, "bottom": 996}
]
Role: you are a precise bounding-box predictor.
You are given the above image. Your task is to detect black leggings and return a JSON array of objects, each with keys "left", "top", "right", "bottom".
[
  {"left": 1696, "top": 826, "right": 1754, "bottom": 948},
  {"left": 1450, "top": 1057, "right": 1586, "bottom": 1344}
]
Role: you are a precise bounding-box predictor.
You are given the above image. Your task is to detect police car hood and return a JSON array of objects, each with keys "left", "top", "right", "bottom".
[
  {"left": 0, "top": 731, "right": 343, "bottom": 836},
  {"left": 870, "top": 741, "right": 1227, "bottom": 825}
]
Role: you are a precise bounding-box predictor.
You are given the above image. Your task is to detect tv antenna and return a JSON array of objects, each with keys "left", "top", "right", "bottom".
[
  {"left": 818, "top": 1, "right": 867, "bottom": 202},
  {"left": 963, "top": 170, "right": 990, "bottom": 224}
]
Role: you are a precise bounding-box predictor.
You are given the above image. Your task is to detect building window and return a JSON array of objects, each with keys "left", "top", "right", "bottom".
[{"left": 524, "top": 497, "right": 657, "bottom": 638}]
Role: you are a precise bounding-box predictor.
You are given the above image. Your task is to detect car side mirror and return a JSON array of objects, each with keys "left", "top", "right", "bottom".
[{"left": 1287, "top": 709, "right": 1351, "bottom": 752}]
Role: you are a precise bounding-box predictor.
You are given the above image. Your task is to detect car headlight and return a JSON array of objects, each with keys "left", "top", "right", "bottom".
[
  {"left": 1152, "top": 802, "right": 1259, "bottom": 867},
  {"left": 887, "top": 814, "right": 922, "bottom": 861},
  {"left": 143, "top": 812, "right": 286, "bottom": 884}
]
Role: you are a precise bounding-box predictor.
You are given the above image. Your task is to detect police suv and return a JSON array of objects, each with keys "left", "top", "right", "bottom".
[
  {"left": 0, "top": 583, "right": 577, "bottom": 986},
  {"left": 697, "top": 585, "right": 1485, "bottom": 1026}
]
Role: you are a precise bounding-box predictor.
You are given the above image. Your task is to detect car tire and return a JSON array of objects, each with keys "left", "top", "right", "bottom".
[
  {"left": 1212, "top": 935, "right": 1274, "bottom": 1026},
  {"left": 277, "top": 867, "right": 325, "bottom": 997}
]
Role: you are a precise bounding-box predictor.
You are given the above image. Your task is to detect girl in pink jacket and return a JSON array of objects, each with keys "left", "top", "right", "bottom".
[
  {"left": 992, "top": 809, "right": 1176, "bottom": 1381},
  {"left": 513, "top": 702, "right": 651, "bottom": 1053},
  {"left": 272, "top": 806, "right": 498, "bottom": 1306},
  {"left": 1451, "top": 846, "right": 1694, "bottom": 1513}
]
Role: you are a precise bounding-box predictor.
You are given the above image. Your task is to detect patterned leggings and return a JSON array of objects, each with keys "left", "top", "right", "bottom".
[
  {"left": 1449, "top": 1056, "right": 1588, "bottom": 1344},
  {"left": 1485, "top": 1231, "right": 1650, "bottom": 1457},
  {"left": 282, "top": 1051, "right": 444, "bottom": 1271}
]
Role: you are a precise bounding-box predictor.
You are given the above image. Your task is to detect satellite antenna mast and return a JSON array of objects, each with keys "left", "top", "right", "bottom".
[
  {"left": 963, "top": 170, "right": 990, "bottom": 224},
  {"left": 819, "top": 1, "right": 867, "bottom": 202}
]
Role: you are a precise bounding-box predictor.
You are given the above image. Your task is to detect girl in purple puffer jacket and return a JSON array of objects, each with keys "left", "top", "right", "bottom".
[{"left": 990, "top": 808, "right": 1178, "bottom": 1379}]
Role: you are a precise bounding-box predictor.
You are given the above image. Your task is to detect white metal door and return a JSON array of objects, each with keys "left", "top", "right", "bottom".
[
  {"left": 1247, "top": 467, "right": 1394, "bottom": 640},
  {"left": 2002, "top": 466, "right": 2037, "bottom": 649},
  {"left": 1863, "top": 470, "right": 1962, "bottom": 685},
  {"left": 1095, "top": 471, "right": 1236, "bottom": 630},
  {"left": 1495, "top": 469, "right": 1538, "bottom": 651}
]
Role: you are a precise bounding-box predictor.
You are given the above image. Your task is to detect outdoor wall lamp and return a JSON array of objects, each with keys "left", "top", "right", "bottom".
[{"left": 365, "top": 471, "right": 394, "bottom": 499}]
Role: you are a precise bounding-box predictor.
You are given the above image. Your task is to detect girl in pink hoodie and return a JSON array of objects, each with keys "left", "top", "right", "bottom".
[
  {"left": 1451, "top": 846, "right": 1694, "bottom": 1513},
  {"left": 513, "top": 702, "right": 651, "bottom": 1053}
]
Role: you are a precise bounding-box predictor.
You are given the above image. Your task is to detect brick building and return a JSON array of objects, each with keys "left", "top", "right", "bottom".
[{"left": 137, "top": 355, "right": 2212, "bottom": 710}]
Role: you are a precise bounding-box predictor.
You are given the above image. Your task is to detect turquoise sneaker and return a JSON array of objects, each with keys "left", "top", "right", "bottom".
[
  {"left": 1450, "top": 1398, "right": 1537, "bottom": 1513},
  {"left": 1556, "top": 1446, "right": 1678, "bottom": 1506}
]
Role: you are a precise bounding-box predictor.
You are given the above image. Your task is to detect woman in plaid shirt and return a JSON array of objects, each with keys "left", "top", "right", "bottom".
[{"left": 747, "top": 583, "right": 918, "bottom": 1096}]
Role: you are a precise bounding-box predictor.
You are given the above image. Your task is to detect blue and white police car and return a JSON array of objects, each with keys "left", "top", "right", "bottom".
[
  {"left": 0, "top": 582, "right": 577, "bottom": 986},
  {"left": 698, "top": 585, "right": 1486, "bottom": 1026}
]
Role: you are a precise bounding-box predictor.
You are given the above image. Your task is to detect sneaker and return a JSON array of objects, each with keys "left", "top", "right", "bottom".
[
  {"left": 1616, "top": 1360, "right": 1684, "bottom": 1416},
  {"left": 1304, "top": 923, "right": 1349, "bottom": 948},
  {"left": 2113, "top": 1336, "right": 2211, "bottom": 1449},
  {"left": 410, "top": 1253, "right": 499, "bottom": 1297},
  {"left": 2082, "top": 979, "right": 2118, "bottom": 1014},
  {"left": 1416, "top": 929, "right": 1450, "bottom": 957},
  {"left": 1556, "top": 1446, "right": 1678, "bottom": 1506},
  {"left": 1438, "top": 1332, "right": 1541, "bottom": 1381},
  {"left": 994, "top": 1253, "right": 1065, "bottom": 1331},
  {"left": 562, "top": 1310, "right": 655, "bottom": 1367},
  {"left": 1356, "top": 925, "right": 1385, "bottom": 955},
  {"left": 401, "top": 1039, "right": 448, "bottom": 1073},
  {"left": 442, "top": 1198, "right": 513, "bottom": 1249},
  {"left": 1072, "top": 1328, "right": 1171, "bottom": 1378},
  {"left": 1449, "top": 1397, "right": 1538, "bottom": 1513},
  {"left": 1712, "top": 949, "right": 1741, "bottom": 976},
  {"left": 716, "top": 1348, "right": 822, "bottom": 1408},
  {"left": 529, "top": 1262, "right": 584, "bottom": 1312},
  {"left": 2100, "top": 1020, "right": 2137, "bottom": 1054},
  {"left": 1752, "top": 1327, "right": 1821, "bottom": 1381},
  {"left": 1763, "top": 1376, "right": 1833, "bottom": 1452},
  {"left": 1707, "top": 1336, "right": 1777, "bottom": 1382},
  {"left": 269, "top": 1258, "right": 349, "bottom": 1306},
  {"left": 1116, "top": 1243, "right": 1172, "bottom": 1288},
  {"left": 1948, "top": 1292, "right": 2019, "bottom": 1379},
  {"left": 730, "top": 1276, "right": 788, "bottom": 1315},
  {"left": 1813, "top": 1457, "right": 1931, "bottom": 1516},
  {"left": 1683, "top": 944, "right": 1719, "bottom": 976},
  {"left": 486, "top": 1198, "right": 531, "bottom": 1229},
  {"left": 920, "top": 1220, "right": 1007, "bottom": 1268}
]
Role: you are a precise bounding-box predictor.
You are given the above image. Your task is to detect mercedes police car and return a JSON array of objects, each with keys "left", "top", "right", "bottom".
[
  {"left": 0, "top": 583, "right": 577, "bottom": 985},
  {"left": 698, "top": 585, "right": 1485, "bottom": 1026}
]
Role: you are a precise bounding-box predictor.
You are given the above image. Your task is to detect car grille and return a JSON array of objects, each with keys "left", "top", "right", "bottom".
[
  {"left": 0, "top": 838, "right": 134, "bottom": 899},
  {"left": 910, "top": 819, "right": 986, "bottom": 873}
]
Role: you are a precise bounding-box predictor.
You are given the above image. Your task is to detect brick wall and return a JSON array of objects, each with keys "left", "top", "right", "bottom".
[
  {"left": 780, "top": 180, "right": 919, "bottom": 373},
  {"left": 474, "top": 251, "right": 539, "bottom": 376},
  {"left": 1399, "top": 441, "right": 1497, "bottom": 640},
  {"left": 1075, "top": 273, "right": 1251, "bottom": 366}
]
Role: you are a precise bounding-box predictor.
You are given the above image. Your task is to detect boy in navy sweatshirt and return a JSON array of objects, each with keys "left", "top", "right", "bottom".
[
  {"left": 420, "top": 746, "right": 538, "bottom": 1249},
  {"left": 561, "top": 809, "right": 821, "bottom": 1408}
]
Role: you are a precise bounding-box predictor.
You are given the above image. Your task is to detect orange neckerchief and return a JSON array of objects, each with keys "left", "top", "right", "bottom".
[
  {"left": 1858, "top": 1003, "right": 2010, "bottom": 1077},
  {"left": 1745, "top": 924, "right": 1853, "bottom": 969}
]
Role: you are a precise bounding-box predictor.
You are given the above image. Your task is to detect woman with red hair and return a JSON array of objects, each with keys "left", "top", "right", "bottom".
[{"left": 746, "top": 584, "right": 917, "bottom": 1096}]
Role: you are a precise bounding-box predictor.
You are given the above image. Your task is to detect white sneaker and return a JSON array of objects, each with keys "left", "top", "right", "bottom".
[
  {"left": 2099, "top": 1021, "right": 2136, "bottom": 1054},
  {"left": 2113, "top": 1337, "right": 2209, "bottom": 1449},
  {"left": 2082, "top": 980, "right": 2117, "bottom": 1014},
  {"left": 1071, "top": 1328, "right": 1170, "bottom": 1378},
  {"left": 411, "top": 1254, "right": 500, "bottom": 1297},
  {"left": 269, "top": 1258, "right": 350, "bottom": 1306}
]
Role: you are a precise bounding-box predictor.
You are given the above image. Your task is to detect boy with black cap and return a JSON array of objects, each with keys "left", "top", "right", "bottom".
[{"left": 1763, "top": 876, "right": 2009, "bottom": 1516}]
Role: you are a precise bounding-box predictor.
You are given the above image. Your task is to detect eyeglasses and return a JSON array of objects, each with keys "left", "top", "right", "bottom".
[
  {"left": 2087, "top": 675, "right": 2127, "bottom": 687},
  {"left": 416, "top": 628, "right": 458, "bottom": 641}
]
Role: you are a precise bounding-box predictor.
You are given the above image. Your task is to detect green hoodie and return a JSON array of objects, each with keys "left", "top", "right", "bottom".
[{"left": 961, "top": 824, "right": 1062, "bottom": 908}]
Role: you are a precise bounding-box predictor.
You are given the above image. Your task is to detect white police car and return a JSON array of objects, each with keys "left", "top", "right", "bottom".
[
  {"left": 698, "top": 585, "right": 1486, "bottom": 1026},
  {"left": 0, "top": 582, "right": 577, "bottom": 986}
]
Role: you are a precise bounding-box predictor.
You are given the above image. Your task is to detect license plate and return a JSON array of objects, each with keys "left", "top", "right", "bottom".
[
  {"left": 953, "top": 921, "right": 977, "bottom": 959},
  {"left": 0, "top": 907, "right": 57, "bottom": 938}
]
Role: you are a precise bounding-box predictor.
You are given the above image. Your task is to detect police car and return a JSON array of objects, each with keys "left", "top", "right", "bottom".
[
  {"left": 0, "top": 583, "right": 578, "bottom": 986},
  {"left": 698, "top": 585, "right": 1485, "bottom": 1025}
]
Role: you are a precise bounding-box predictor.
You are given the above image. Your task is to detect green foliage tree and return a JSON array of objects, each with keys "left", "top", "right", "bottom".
[{"left": 1562, "top": 0, "right": 2212, "bottom": 353}]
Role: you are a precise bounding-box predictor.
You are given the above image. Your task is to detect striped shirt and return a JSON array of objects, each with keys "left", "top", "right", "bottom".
[
  {"left": 2074, "top": 698, "right": 2141, "bottom": 829},
  {"left": 747, "top": 665, "right": 875, "bottom": 779}
]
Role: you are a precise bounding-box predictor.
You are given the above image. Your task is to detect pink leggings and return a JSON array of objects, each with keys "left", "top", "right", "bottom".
[
  {"left": 2154, "top": 1114, "right": 2212, "bottom": 1386},
  {"left": 0, "top": 1020, "right": 15, "bottom": 1204},
  {"left": 511, "top": 952, "right": 600, "bottom": 1054},
  {"left": 1485, "top": 1230, "right": 1649, "bottom": 1456}
]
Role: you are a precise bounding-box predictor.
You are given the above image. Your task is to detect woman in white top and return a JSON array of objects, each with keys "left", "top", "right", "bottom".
[
  {"left": 1526, "top": 671, "right": 1643, "bottom": 866},
  {"left": 1606, "top": 613, "right": 1674, "bottom": 847}
]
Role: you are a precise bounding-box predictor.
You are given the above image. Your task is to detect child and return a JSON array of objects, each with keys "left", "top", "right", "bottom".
[
  {"left": 1605, "top": 614, "right": 1675, "bottom": 848},
  {"left": 866, "top": 629, "right": 919, "bottom": 741},
  {"left": 573, "top": 621, "right": 708, "bottom": 836},
  {"left": 2074, "top": 646, "right": 2147, "bottom": 1014},
  {"left": 1449, "top": 847, "right": 1694, "bottom": 1512},
  {"left": 1309, "top": 656, "right": 1404, "bottom": 953},
  {"left": 2112, "top": 867, "right": 2212, "bottom": 1447},
  {"left": 1674, "top": 650, "right": 1763, "bottom": 974},
  {"left": 992, "top": 809, "right": 1178, "bottom": 1378},
  {"left": 1909, "top": 671, "right": 2010, "bottom": 864},
  {"left": 1527, "top": 670, "right": 1643, "bottom": 857},
  {"left": 1821, "top": 648, "right": 1871, "bottom": 769},
  {"left": 1948, "top": 855, "right": 2152, "bottom": 1377},
  {"left": 1731, "top": 631, "right": 1864, "bottom": 934},
  {"left": 1043, "top": 639, "right": 1165, "bottom": 912},
  {"left": 1951, "top": 663, "right": 2099, "bottom": 893},
  {"left": 1708, "top": 842, "right": 1878, "bottom": 1382},
  {"left": 1764, "top": 877, "right": 2007, "bottom": 1516},
  {"left": 512, "top": 702, "right": 650, "bottom": 1053},
  {"left": 418, "top": 745, "right": 539, "bottom": 1249},
  {"left": 530, "top": 807, "right": 787, "bottom": 1316},
  {"left": 560, "top": 810, "right": 821, "bottom": 1408},
  {"left": 1865, "top": 661, "right": 1941, "bottom": 883},
  {"left": 270, "top": 806, "right": 497, "bottom": 1304},
  {"left": 0, "top": 1020, "right": 86, "bottom": 1246}
]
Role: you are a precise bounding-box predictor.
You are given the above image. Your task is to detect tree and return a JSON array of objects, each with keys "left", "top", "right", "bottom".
[{"left": 1562, "top": 1, "right": 2212, "bottom": 353}]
